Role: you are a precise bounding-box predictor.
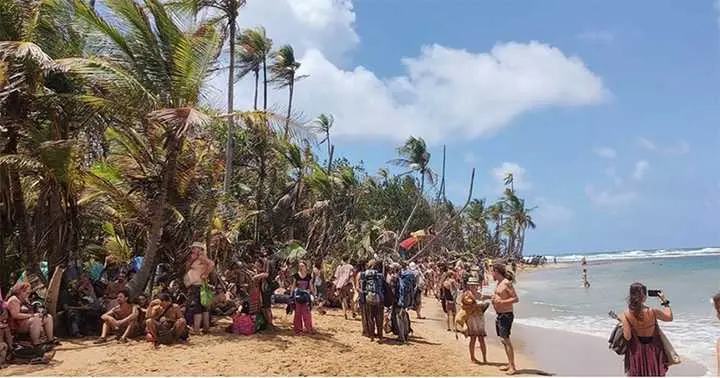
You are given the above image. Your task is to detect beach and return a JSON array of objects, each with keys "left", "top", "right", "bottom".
[{"left": 2, "top": 298, "right": 540, "bottom": 376}]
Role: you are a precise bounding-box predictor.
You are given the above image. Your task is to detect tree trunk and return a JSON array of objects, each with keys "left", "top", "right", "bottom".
[
  {"left": 223, "top": 17, "right": 237, "bottom": 195},
  {"left": 127, "top": 134, "right": 183, "bottom": 296},
  {"left": 253, "top": 69, "right": 259, "bottom": 110},
  {"left": 283, "top": 77, "right": 294, "bottom": 139},
  {"left": 262, "top": 54, "right": 268, "bottom": 111},
  {"left": 393, "top": 175, "right": 424, "bottom": 253},
  {"left": 254, "top": 148, "right": 266, "bottom": 243},
  {"left": 5, "top": 132, "right": 36, "bottom": 276}
]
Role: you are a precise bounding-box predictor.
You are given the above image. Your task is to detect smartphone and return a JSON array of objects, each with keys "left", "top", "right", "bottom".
[{"left": 648, "top": 289, "right": 661, "bottom": 297}]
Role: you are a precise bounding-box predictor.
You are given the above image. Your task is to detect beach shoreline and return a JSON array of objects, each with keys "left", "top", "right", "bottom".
[{"left": 509, "top": 265, "right": 710, "bottom": 377}]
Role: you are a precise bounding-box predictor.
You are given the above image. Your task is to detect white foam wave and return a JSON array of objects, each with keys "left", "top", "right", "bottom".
[
  {"left": 516, "top": 314, "right": 717, "bottom": 376},
  {"left": 546, "top": 247, "right": 720, "bottom": 263}
]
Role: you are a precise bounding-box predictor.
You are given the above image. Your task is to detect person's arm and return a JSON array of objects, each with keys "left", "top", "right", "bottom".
[
  {"left": 253, "top": 272, "right": 269, "bottom": 281},
  {"left": 652, "top": 293, "right": 673, "bottom": 322},
  {"left": 621, "top": 311, "right": 632, "bottom": 340}
]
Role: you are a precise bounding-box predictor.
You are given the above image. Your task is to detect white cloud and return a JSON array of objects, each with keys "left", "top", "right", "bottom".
[
  {"left": 637, "top": 137, "right": 690, "bottom": 156},
  {"left": 205, "top": 0, "right": 609, "bottom": 144},
  {"left": 577, "top": 30, "right": 615, "bottom": 43},
  {"left": 593, "top": 147, "right": 617, "bottom": 159},
  {"left": 632, "top": 160, "right": 649, "bottom": 181},
  {"left": 585, "top": 185, "right": 637, "bottom": 207},
  {"left": 491, "top": 162, "right": 531, "bottom": 192},
  {"left": 534, "top": 197, "right": 574, "bottom": 226}
]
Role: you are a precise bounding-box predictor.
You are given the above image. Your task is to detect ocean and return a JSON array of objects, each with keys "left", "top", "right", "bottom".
[{"left": 513, "top": 247, "right": 720, "bottom": 376}]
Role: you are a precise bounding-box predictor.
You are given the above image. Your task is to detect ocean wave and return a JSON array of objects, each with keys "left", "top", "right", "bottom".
[
  {"left": 546, "top": 247, "right": 720, "bottom": 263},
  {"left": 516, "top": 315, "right": 717, "bottom": 376}
]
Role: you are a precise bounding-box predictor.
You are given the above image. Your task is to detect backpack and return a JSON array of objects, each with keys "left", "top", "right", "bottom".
[
  {"left": 362, "top": 270, "right": 383, "bottom": 305},
  {"left": 293, "top": 288, "right": 311, "bottom": 304},
  {"left": 397, "top": 270, "right": 416, "bottom": 308},
  {"left": 608, "top": 323, "right": 628, "bottom": 355}
]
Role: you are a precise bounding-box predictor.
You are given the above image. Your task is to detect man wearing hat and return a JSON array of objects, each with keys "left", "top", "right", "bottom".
[{"left": 184, "top": 242, "right": 215, "bottom": 334}]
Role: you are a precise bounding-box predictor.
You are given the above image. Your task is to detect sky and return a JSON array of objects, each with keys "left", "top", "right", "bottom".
[{"left": 206, "top": 0, "right": 720, "bottom": 255}]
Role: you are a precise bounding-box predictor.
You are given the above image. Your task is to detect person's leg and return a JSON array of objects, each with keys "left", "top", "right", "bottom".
[
  {"left": 450, "top": 310, "right": 456, "bottom": 331},
  {"left": 293, "top": 304, "right": 303, "bottom": 334},
  {"left": 145, "top": 318, "right": 156, "bottom": 341},
  {"left": 202, "top": 311, "right": 210, "bottom": 333},
  {"left": 173, "top": 318, "right": 187, "bottom": 340},
  {"left": 500, "top": 337, "right": 516, "bottom": 374},
  {"left": 374, "top": 304, "right": 383, "bottom": 341},
  {"left": 469, "top": 336, "right": 477, "bottom": 362},
  {"left": 302, "top": 303, "right": 313, "bottom": 333},
  {"left": 119, "top": 320, "right": 135, "bottom": 341},
  {"left": 28, "top": 318, "right": 43, "bottom": 345},
  {"left": 479, "top": 336, "right": 488, "bottom": 363}
]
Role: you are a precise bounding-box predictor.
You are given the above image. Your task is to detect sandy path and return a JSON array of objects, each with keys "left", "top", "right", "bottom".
[{"left": 2, "top": 297, "right": 537, "bottom": 376}]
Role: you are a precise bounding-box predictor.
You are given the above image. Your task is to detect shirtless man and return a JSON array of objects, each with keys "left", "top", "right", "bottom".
[
  {"left": 184, "top": 242, "right": 215, "bottom": 334},
  {"left": 440, "top": 268, "right": 459, "bottom": 331},
  {"left": 95, "top": 289, "right": 138, "bottom": 344},
  {"left": 145, "top": 292, "right": 187, "bottom": 346},
  {"left": 333, "top": 259, "right": 356, "bottom": 320},
  {"left": 491, "top": 263, "right": 519, "bottom": 375}
]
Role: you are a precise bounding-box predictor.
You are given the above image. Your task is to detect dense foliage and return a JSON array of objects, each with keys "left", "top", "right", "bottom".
[{"left": 0, "top": 0, "right": 536, "bottom": 295}]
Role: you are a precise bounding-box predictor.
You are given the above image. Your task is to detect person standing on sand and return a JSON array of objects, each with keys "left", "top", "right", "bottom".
[
  {"left": 333, "top": 259, "right": 356, "bottom": 320},
  {"left": 184, "top": 242, "right": 215, "bottom": 334},
  {"left": 456, "top": 289, "right": 490, "bottom": 364},
  {"left": 621, "top": 283, "right": 672, "bottom": 377},
  {"left": 360, "top": 260, "right": 385, "bottom": 343},
  {"left": 439, "top": 267, "right": 458, "bottom": 332},
  {"left": 408, "top": 262, "right": 425, "bottom": 319},
  {"left": 291, "top": 261, "right": 315, "bottom": 335},
  {"left": 491, "top": 263, "right": 519, "bottom": 375}
]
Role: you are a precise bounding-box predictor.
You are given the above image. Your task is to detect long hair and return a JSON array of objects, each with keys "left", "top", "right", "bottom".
[
  {"left": 628, "top": 282, "right": 647, "bottom": 320},
  {"left": 492, "top": 263, "right": 511, "bottom": 281}
]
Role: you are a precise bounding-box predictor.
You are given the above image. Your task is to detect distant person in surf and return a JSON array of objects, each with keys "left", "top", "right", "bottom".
[
  {"left": 620, "top": 283, "right": 673, "bottom": 377},
  {"left": 582, "top": 270, "right": 590, "bottom": 288},
  {"left": 491, "top": 263, "right": 519, "bottom": 375}
]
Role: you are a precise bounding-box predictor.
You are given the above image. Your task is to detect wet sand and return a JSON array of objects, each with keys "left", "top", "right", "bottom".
[{"left": 2, "top": 298, "right": 539, "bottom": 376}]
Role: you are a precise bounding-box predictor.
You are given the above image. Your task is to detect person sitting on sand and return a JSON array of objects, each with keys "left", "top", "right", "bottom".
[
  {"left": 491, "top": 263, "right": 519, "bottom": 375},
  {"left": 6, "top": 282, "right": 56, "bottom": 346},
  {"left": 95, "top": 289, "right": 139, "bottom": 344},
  {"left": 620, "top": 283, "right": 673, "bottom": 377},
  {"left": 63, "top": 279, "right": 102, "bottom": 337},
  {"left": 211, "top": 287, "right": 236, "bottom": 317},
  {"left": 145, "top": 292, "right": 187, "bottom": 346},
  {"left": 0, "top": 299, "right": 12, "bottom": 367},
  {"left": 184, "top": 242, "right": 215, "bottom": 334},
  {"left": 333, "top": 259, "right": 356, "bottom": 320},
  {"left": 455, "top": 290, "right": 490, "bottom": 364}
]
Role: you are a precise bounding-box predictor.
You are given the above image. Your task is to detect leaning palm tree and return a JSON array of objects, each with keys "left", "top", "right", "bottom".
[
  {"left": 270, "top": 45, "right": 306, "bottom": 139},
  {"left": 176, "top": 0, "right": 246, "bottom": 196},
  {"left": 64, "top": 0, "right": 220, "bottom": 295},
  {"left": 389, "top": 136, "right": 435, "bottom": 253}
]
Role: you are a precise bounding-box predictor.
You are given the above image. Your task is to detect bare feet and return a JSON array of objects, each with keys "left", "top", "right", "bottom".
[{"left": 499, "top": 365, "right": 510, "bottom": 371}]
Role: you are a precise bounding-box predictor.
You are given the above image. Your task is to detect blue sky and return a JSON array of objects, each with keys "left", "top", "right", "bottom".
[{"left": 226, "top": 0, "right": 720, "bottom": 255}]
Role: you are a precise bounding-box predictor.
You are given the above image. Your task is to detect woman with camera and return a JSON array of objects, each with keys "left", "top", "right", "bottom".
[{"left": 621, "top": 283, "right": 673, "bottom": 376}]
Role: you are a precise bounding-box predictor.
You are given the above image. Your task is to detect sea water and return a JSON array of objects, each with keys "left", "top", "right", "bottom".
[{"left": 513, "top": 247, "right": 720, "bottom": 375}]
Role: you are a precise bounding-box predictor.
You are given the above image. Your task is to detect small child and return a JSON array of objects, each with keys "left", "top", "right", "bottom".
[{"left": 455, "top": 290, "right": 490, "bottom": 364}]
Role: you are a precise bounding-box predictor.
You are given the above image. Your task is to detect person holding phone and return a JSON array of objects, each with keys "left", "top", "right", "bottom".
[{"left": 621, "top": 283, "right": 673, "bottom": 376}]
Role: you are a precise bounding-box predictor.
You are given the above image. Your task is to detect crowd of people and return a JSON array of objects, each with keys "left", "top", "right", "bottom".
[{"left": 0, "top": 242, "right": 525, "bottom": 374}]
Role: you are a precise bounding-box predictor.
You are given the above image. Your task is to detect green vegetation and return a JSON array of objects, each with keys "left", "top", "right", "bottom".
[{"left": 0, "top": 0, "right": 536, "bottom": 295}]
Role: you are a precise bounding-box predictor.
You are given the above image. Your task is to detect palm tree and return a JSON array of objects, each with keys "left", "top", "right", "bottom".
[
  {"left": 390, "top": 136, "right": 434, "bottom": 253},
  {"left": 271, "top": 45, "right": 306, "bottom": 139},
  {"left": 177, "top": 0, "right": 246, "bottom": 196},
  {"left": 65, "top": 0, "right": 219, "bottom": 295},
  {"left": 313, "top": 113, "right": 334, "bottom": 170},
  {"left": 236, "top": 27, "right": 271, "bottom": 111}
]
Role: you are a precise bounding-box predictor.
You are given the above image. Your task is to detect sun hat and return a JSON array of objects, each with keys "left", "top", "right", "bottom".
[{"left": 190, "top": 242, "right": 206, "bottom": 251}]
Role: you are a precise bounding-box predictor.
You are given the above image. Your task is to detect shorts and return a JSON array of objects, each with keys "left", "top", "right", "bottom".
[
  {"left": 187, "top": 285, "right": 208, "bottom": 315},
  {"left": 495, "top": 312, "right": 514, "bottom": 338},
  {"left": 442, "top": 300, "right": 456, "bottom": 314}
]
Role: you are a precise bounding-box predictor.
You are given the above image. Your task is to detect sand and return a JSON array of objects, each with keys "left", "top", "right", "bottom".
[{"left": 2, "top": 298, "right": 540, "bottom": 376}]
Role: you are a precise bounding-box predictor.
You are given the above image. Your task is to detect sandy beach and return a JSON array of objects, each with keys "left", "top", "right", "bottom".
[{"left": 2, "top": 298, "right": 542, "bottom": 376}]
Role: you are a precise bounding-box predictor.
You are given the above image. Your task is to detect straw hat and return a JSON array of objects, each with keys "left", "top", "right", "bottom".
[{"left": 190, "top": 242, "right": 206, "bottom": 251}]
